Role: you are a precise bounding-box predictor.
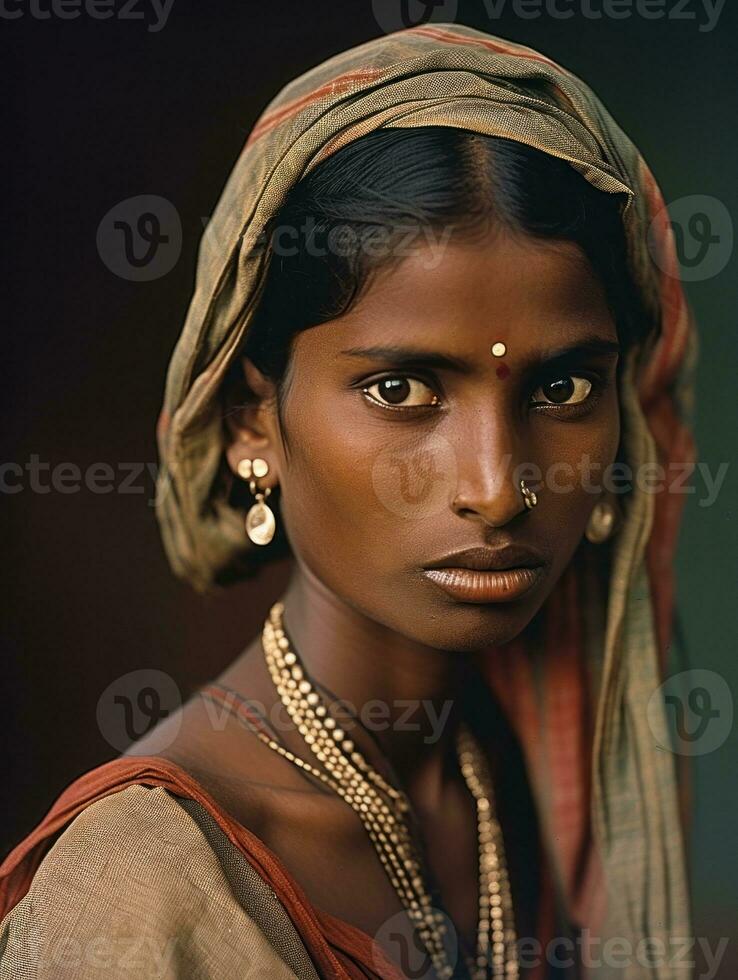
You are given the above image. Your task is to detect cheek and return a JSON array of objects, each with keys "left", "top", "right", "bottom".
[
  {"left": 533, "top": 394, "right": 620, "bottom": 538},
  {"left": 276, "top": 400, "right": 403, "bottom": 575},
  {"left": 536, "top": 383, "right": 620, "bottom": 469}
]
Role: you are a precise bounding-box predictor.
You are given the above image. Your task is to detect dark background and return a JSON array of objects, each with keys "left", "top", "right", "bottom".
[{"left": 4, "top": 1, "right": 736, "bottom": 973}]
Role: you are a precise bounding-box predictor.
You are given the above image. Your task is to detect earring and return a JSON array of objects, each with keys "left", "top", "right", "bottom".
[
  {"left": 236, "top": 457, "right": 276, "bottom": 546},
  {"left": 520, "top": 479, "right": 538, "bottom": 510},
  {"left": 585, "top": 498, "right": 617, "bottom": 544}
]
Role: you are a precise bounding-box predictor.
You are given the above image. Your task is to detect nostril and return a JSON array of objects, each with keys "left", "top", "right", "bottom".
[{"left": 452, "top": 477, "right": 533, "bottom": 528}]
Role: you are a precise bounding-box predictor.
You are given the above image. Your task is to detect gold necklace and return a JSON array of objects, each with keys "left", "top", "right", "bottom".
[{"left": 259, "top": 600, "right": 519, "bottom": 980}]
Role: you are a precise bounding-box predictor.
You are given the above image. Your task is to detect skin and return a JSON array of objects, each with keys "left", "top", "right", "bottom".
[{"left": 128, "top": 227, "right": 622, "bottom": 971}]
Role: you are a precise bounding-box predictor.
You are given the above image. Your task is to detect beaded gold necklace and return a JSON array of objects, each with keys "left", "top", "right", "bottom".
[{"left": 258, "top": 600, "right": 519, "bottom": 979}]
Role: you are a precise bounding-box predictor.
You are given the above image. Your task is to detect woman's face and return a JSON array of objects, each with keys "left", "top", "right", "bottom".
[{"left": 242, "top": 230, "right": 621, "bottom": 652}]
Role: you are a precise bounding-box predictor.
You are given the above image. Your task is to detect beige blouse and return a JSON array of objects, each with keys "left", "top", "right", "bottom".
[{"left": 0, "top": 784, "right": 321, "bottom": 979}]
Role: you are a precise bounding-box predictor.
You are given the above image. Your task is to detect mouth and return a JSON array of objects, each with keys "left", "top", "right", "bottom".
[{"left": 421, "top": 544, "right": 546, "bottom": 604}]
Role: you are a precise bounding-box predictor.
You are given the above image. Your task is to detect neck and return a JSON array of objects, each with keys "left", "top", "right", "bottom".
[{"left": 276, "top": 559, "right": 478, "bottom": 810}]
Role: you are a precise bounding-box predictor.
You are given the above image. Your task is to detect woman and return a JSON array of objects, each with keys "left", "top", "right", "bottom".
[{"left": 0, "top": 22, "right": 696, "bottom": 980}]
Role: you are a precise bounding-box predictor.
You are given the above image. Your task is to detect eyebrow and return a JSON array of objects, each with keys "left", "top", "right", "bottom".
[{"left": 339, "top": 335, "right": 621, "bottom": 372}]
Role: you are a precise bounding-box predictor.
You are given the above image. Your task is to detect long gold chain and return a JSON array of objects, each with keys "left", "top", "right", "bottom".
[{"left": 258, "top": 600, "right": 519, "bottom": 979}]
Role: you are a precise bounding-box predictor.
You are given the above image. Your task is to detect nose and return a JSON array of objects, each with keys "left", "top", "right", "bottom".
[{"left": 451, "top": 420, "right": 532, "bottom": 528}]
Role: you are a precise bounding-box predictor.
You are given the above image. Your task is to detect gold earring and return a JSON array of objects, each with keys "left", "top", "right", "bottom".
[
  {"left": 585, "top": 498, "right": 617, "bottom": 544},
  {"left": 237, "top": 457, "right": 276, "bottom": 546},
  {"left": 520, "top": 479, "right": 538, "bottom": 510}
]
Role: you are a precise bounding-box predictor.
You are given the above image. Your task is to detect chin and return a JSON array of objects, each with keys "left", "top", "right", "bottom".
[
  {"left": 403, "top": 564, "right": 551, "bottom": 651},
  {"left": 414, "top": 596, "right": 544, "bottom": 654}
]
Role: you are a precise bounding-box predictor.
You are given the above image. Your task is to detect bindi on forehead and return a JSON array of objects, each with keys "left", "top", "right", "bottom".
[{"left": 490, "top": 341, "right": 510, "bottom": 379}]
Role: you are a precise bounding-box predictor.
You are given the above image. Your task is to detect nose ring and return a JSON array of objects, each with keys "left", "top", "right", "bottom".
[{"left": 520, "top": 479, "right": 538, "bottom": 510}]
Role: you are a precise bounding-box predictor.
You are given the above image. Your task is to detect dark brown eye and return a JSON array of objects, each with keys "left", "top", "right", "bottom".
[
  {"left": 363, "top": 376, "right": 439, "bottom": 409},
  {"left": 543, "top": 377, "right": 574, "bottom": 404},
  {"left": 530, "top": 375, "right": 592, "bottom": 407}
]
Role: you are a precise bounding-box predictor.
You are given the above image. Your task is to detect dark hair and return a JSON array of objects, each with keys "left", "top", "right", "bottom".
[{"left": 220, "top": 127, "right": 649, "bottom": 575}]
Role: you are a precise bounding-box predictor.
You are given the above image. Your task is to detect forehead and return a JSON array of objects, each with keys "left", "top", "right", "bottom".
[{"left": 293, "top": 230, "right": 618, "bottom": 363}]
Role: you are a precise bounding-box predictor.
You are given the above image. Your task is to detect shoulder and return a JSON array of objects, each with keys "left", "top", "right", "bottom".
[
  {"left": 123, "top": 679, "right": 313, "bottom": 841},
  {"left": 0, "top": 785, "right": 304, "bottom": 979},
  {"left": 20, "top": 783, "right": 218, "bottom": 899}
]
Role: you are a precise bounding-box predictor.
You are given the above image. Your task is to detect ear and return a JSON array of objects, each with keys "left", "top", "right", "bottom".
[{"left": 223, "top": 356, "right": 281, "bottom": 486}]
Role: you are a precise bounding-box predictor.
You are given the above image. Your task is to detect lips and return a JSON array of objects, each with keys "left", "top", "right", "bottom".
[{"left": 421, "top": 544, "right": 546, "bottom": 603}]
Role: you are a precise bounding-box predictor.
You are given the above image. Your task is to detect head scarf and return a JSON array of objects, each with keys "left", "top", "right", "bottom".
[{"left": 154, "top": 23, "right": 697, "bottom": 979}]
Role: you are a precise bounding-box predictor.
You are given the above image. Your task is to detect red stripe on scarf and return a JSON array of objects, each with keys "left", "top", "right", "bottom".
[{"left": 246, "top": 69, "right": 386, "bottom": 147}]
